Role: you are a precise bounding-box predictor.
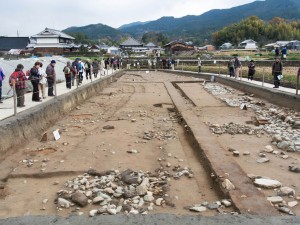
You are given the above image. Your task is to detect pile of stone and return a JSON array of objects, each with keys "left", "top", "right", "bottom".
[
  {"left": 207, "top": 122, "right": 263, "bottom": 136},
  {"left": 204, "top": 83, "right": 300, "bottom": 152},
  {"left": 189, "top": 200, "right": 233, "bottom": 213},
  {"left": 204, "top": 84, "right": 235, "bottom": 96},
  {"left": 143, "top": 128, "right": 177, "bottom": 141},
  {"left": 55, "top": 169, "right": 180, "bottom": 216}
]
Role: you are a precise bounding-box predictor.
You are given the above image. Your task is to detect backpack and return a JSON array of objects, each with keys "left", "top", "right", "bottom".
[
  {"left": 77, "top": 63, "right": 83, "bottom": 71},
  {"left": 9, "top": 71, "right": 19, "bottom": 87},
  {"left": 63, "top": 66, "right": 71, "bottom": 74}
]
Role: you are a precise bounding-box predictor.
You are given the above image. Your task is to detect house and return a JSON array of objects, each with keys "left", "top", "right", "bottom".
[
  {"left": 220, "top": 42, "right": 233, "bottom": 50},
  {"left": 276, "top": 41, "right": 290, "bottom": 48},
  {"left": 120, "top": 37, "right": 143, "bottom": 49},
  {"left": 90, "top": 44, "right": 101, "bottom": 52},
  {"left": 164, "top": 40, "right": 194, "bottom": 54},
  {"left": 239, "top": 39, "right": 258, "bottom": 49},
  {"left": 107, "top": 46, "right": 120, "bottom": 55},
  {"left": 145, "top": 42, "right": 157, "bottom": 49},
  {"left": 0, "top": 37, "right": 30, "bottom": 53},
  {"left": 265, "top": 43, "right": 280, "bottom": 50},
  {"left": 28, "top": 28, "right": 75, "bottom": 55}
]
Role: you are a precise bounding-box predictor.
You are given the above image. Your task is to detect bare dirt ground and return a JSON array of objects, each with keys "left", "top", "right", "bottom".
[{"left": 0, "top": 71, "right": 299, "bottom": 218}]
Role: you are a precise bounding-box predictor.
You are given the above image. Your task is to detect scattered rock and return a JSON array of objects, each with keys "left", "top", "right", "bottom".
[
  {"left": 207, "top": 203, "right": 219, "bottom": 210},
  {"left": 243, "top": 151, "right": 250, "bottom": 156},
  {"left": 71, "top": 192, "right": 89, "bottom": 207},
  {"left": 58, "top": 198, "right": 71, "bottom": 208},
  {"left": 278, "top": 187, "right": 295, "bottom": 197},
  {"left": 103, "top": 125, "right": 115, "bottom": 130},
  {"left": 221, "top": 200, "right": 232, "bottom": 207},
  {"left": 288, "top": 201, "right": 298, "bottom": 208},
  {"left": 233, "top": 151, "right": 240, "bottom": 157},
  {"left": 267, "top": 196, "right": 283, "bottom": 204},
  {"left": 289, "top": 166, "right": 300, "bottom": 173},
  {"left": 89, "top": 209, "right": 98, "bottom": 217},
  {"left": 257, "top": 158, "right": 270, "bottom": 163},
  {"left": 127, "top": 149, "right": 138, "bottom": 154},
  {"left": 155, "top": 198, "right": 164, "bottom": 206},
  {"left": 93, "top": 196, "right": 104, "bottom": 204},
  {"left": 254, "top": 178, "right": 282, "bottom": 189},
  {"left": 189, "top": 206, "right": 207, "bottom": 212},
  {"left": 222, "top": 179, "right": 235, "bottom": 191},
  {"left": 277, "top": 141, "right": 290, "bottom": 150}
]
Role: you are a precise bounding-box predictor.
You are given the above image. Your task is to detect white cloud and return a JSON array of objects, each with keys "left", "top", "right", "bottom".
[{"left": 0, "top": 0, "right": 255, "bottom": 36}]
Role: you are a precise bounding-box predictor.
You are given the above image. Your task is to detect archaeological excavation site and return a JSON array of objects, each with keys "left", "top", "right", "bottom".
[{"left": 0, "top": 70, "right": 300, "bottom": 224}]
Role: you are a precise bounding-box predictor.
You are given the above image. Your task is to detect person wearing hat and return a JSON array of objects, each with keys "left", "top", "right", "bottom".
[
  {"left": 46, "top": 60, "right": 56, "bottom": 96},
  {"left": 247, "top": 60, "right": 255, "bottom": 81}
]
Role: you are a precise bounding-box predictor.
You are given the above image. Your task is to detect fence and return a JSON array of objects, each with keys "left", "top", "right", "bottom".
[{"left": 0, "top": 66, "right": 118, "bottom": 120}]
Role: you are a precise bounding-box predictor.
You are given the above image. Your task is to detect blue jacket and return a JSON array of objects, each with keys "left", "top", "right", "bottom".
[{"left": 0, "top": 67, "right": 5, "bottom": 81}]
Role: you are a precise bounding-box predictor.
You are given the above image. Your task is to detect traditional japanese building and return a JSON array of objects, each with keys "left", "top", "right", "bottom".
[
  {"left": 28, "top": 28, "right": 75, "bottom": 55},
  {"left": 164, "top": 40, "right": 194, "bottom": 54},
  {"left": 119, "top": 37, "right": 143, "bottom": 49}
]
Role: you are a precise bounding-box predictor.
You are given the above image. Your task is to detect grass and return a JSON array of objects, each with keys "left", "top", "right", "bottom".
[{"left": 176, "top": 65, "right": 299, "bottom": 89}]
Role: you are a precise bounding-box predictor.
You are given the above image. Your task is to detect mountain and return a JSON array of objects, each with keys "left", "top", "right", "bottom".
[
  {"left": 120, "top": 0, "right": 300, "bottom": 43},
  {"left": 118, "top": 21, "right": 150, "bottom": 30},
  {"left": 63, "top": 23, "right": 124, "bottom": 41}
]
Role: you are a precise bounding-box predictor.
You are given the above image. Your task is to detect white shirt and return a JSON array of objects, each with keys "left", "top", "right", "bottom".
[{"left": 39, "top": 68, "right": 47, "bottom": 84}]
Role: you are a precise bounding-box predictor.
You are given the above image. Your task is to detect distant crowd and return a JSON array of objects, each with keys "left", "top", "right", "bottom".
[{"left": 0, "top": 57, "right": 121, "bottom": 108}]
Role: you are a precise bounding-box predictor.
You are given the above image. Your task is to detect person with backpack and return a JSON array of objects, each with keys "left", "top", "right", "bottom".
[
  {"left": 46, "top": 60, "right": 56, "bottom": 96},
  {"left": 30, "top": 62, "right": 42, "bottom": 102},
  {"left": 71, "top": 58, "right": 79, "bottom": 86},
  {"left": 77, "top": 59, "right": 84, "bottom": 84},
  {"left": 247, "top": 60, "right": 255, "bottom": 81},
  {"left": 38, "top": 63, "right": 47, "bottom": 99},
  {"left": 272, "top": 57, "right": 283, "bottom": 88},
  {"left": 0, "top": 66, "right": 5, "bottom": 103},
  {"left": 9, "top": 64, "right": 26, "bottom": 107},
  {"left": 84, "top": 60, "right": 91, "bottom": 80},
  {"left": 63, "top": 61, "right": 72, "bottom": 89},
  {"left": 92, "top": 59, "right": 99, "bottom": 78},
  {"left": 234, "top": 56, "right": 242, "bottom": 79}
]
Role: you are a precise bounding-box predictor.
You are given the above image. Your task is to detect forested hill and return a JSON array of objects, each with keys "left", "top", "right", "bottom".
[
  {"left": 212, "top": 16, "right": 300, "bottom": 47},
  {"left": 120, "top": 0, "right": 300, "bottom": 44}
]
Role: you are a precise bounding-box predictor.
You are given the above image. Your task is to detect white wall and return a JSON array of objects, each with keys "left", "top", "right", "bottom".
[{"left": 36, "top": 37, "right": 59, "bottom": 44}]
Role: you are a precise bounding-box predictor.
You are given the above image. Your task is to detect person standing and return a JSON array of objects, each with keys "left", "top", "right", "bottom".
[
  {"left": 46, "top": 60, "right": 56, "bottom": 96},
  {"left": 227, "top": 58, "right": 235, "bottom": 77},
  {"left": 63, "top": 61, "right": 72, "bottom": 89},
  {"left": 9, "top": 64, "right": 26, "bottom": 107},
  {"left": 197, "top": 58, "right": 202, "bottom": 73},
  {"left": 234, "top": 56, "right": 242, "bottom": 79},
  {"left": 71, "top": 58, "right": 79, "bottom": 86},
  {"left": 92, "top": 59, "right": 99, "bottom": 78},
  {"left": 84, "top": 60, "right": 91, "bottom": 80},
  {"left": 272, "top": 57, "right": 283, "bottom": 88},
  {"left": 100, "top": 59, "right": 105, "bottom": 76},
  {"left": 30, "top": 62, "right": 42, "bottom": 102},
  {"left": 77, "top": 59, "right": 84, "bottom": 84},
  {"left": 0, "top": 66, "right": 5, "bottom": 103},
  {"left": 281, "top": 47, "right": 287, "bottom": 60},
  {"left": 275, "top": 47, "right": 280, "bottom": 57},
  {"left": 247, "top": 60, "right": 255, "bottom": 81},
  {"left": 38, "top": 63, "right": 47, "bottom": 99}
]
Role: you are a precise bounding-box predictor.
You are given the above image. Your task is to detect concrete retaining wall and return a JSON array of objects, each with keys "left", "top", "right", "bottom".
[
  {"left": 162, "top": 70, "right": 300, "bottom": 111},
  {"left": 0, "top": 71, "right": 124, "bottom": 156}
]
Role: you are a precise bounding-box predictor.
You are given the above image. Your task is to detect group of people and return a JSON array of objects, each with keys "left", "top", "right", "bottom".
[
  {"left": 227, "top": 56, "right": 286, "bottom": 89},
  {"left": 5, "top": 60, "right": 57, "bottom": 107},
  {"left": 275, "top": 47, "right": 288, "bottom": 60}
]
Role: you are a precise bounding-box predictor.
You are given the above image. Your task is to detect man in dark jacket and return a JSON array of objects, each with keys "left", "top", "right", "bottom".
[
  {"left": 272, "top": 57, "right": 283, "bottom": 88},
  {"left": 46, "top": 60, "right": 56, "bottom": 96}
]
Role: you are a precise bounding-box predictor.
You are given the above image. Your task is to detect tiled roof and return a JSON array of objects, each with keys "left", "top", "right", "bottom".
[
  {"left": 0, "top": 37, "right": 30, "bottom": 51},
  {"left": 32, "top": 28, "right": 75, "bottom": 40},
  {"left": 120, "top": 37, "right": 142, "bottom": 46}
]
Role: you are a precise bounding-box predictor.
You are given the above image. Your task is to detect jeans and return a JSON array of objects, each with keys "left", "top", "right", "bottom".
[
  {"left": 0, "top": 80, "right": 2, "bottom": 100},
  {"left": 65, "top": 76, "right": 71, "bottom": 89},
  {"left": 274, "top": 73, "right": 281, "bottom": 88},
  {"left": 79, "top": 72, "right": 83, "bottom": 83},
  {"left": 229, "top": 67, "right": 234, "bottom": 77}
]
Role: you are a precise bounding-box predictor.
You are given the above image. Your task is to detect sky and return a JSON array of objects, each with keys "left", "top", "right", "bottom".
[{"left": 1, "top": 0, "right": 256, "bottom": 37}]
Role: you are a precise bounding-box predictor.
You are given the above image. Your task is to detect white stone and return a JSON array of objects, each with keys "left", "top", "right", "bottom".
[
  {"left": 155, "top": 198, "right": 164, "bottom": 206},
  {"left": 279, "top": 187, "right": 295, "bottom": 196},
  {"left": 264, "top": 145, "right": 274, "bottom": 153},
  {"left": 58, "top": 198, "right": 71, "bottom": 208},
  {"left": 267, "top": 196, "right": 283, "bottom": 204},
  {"left": 89, "top": 209, "right": 98, "bottom": 217},
  {"left": 221, "top": 200, "right": 232, "bottom": 207},
  {"left": 93, "top": 196, "right": 104, "bottom": 204},
  {"left": 288, "top": 201, "right": 298, "bottom": 208},
  {"left": 42, "top": 199, "right": 49, "bottom": 204},
  {"left": 222, "top": 179, "right": 235, "bottom": 190},
  {"left": 107, "top": 208, "right": 117, "bottom": 215},
  {"left": 257, "top": 158, "right": 270, "bottom": 163},
  {"left": 190, "top": 206, "right": 207, "bottom": 212},
  {"left": 254, "top": 178, "right": 282, "bottom": 189}
]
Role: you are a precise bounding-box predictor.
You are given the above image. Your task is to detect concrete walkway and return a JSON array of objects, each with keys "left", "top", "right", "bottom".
[
  {"left": 175, "top": 69, "right": 298, "bottom": 95},
  {"left": 0, "top": 69, "right": 117, "bottom": 121}
]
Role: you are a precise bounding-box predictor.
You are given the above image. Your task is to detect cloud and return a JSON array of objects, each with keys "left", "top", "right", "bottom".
[{"left": 0, "top": 0, "right": 255, "bottom": 36}]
